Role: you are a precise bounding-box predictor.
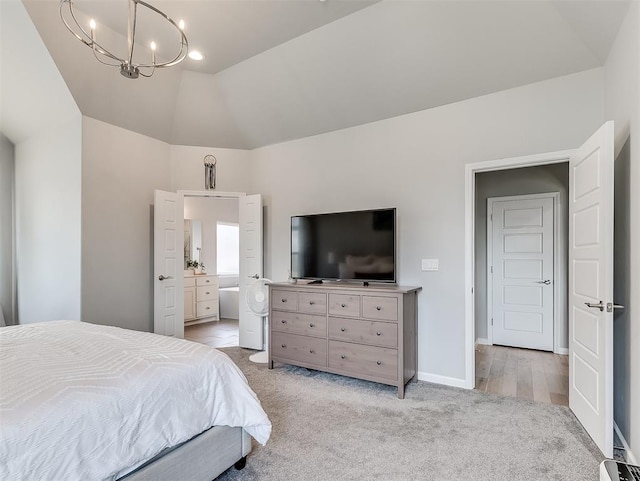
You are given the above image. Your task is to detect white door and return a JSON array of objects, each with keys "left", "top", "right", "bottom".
[
  {"left": 490, "top": 195, "right": 555, "bottom": 351},
  {"left": 238, "top": 194, "right": 263, "bottom": 349},
  {"left": 569, "top": 121, "right": 614, "bottom": 457},
  {"left": 153, "top": 190, "right": 184, "bottom": 338}
]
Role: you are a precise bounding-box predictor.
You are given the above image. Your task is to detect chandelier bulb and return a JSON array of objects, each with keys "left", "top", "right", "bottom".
[
  {"left": 179, "top": 19, "right": 185, "bottom": 30},
  {"left": 89, "top": 18, "right": 96, "bottom": 30},
  {"left": 150, "top": 41, "right": 157, "bottom": 51}
]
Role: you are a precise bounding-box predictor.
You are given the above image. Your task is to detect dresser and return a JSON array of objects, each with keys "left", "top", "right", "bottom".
[
  {"left": 184, "top": 275, "right": 219, "bottom": 324},
  {"left": 268, "top": 282, "right": 421, "bottom": 398}
]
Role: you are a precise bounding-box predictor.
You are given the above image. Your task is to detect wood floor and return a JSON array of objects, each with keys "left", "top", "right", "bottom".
[
  {"left": 184, "top": 319, "right": 239, "bottom": 348},
  {"left": 475, "top": 344, "right": 569, "bottom": 406}
]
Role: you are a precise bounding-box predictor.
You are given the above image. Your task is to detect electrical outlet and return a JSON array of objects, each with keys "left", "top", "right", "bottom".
[{"left": 421, "top": 259, "right": 439, "bottom": 271}]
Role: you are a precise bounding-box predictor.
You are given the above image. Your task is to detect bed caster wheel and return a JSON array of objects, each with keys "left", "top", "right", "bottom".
[{"left": 234, "top": 456, "right": 247, "bottom": 470}]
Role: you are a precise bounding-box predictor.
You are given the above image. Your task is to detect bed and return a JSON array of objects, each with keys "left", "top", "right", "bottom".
[{"left": 0, "top": 321, "right": 271, "bottom": 481}]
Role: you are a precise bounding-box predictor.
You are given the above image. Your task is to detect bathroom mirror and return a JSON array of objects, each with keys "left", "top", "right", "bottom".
[{"left": 184, "top": 218, "right": 203, "bottom": 269}]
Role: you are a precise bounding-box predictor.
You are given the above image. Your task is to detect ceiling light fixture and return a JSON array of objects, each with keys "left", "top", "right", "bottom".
[
  {"left": 188, "top": 50, "right": 204, "bottom": 61},
  {"left": 59, "top": 0, "right": 189, "bottom": 79}
]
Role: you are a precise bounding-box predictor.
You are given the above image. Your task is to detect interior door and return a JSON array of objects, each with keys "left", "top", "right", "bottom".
[
  {"left": 569, "top": 121, "right": 614, "bottom": 457},
  {"left": 490, "top": 195, "right": 555, "bottom": 351},
  {"left": 153, "top": 190, "right": 184, "bottom": 338},
  {"left": 238, "top": 194, "right": 263, "bottom": 349}
]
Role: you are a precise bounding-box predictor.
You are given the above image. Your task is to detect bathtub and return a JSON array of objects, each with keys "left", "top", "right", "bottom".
[{"left": 219, "top": 286, "right": 239, "bottom": 320}]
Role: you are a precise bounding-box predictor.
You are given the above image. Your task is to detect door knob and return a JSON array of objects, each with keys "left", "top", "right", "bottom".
[
  {"left": 158, "top": 275, "right": 173, "bottom": 281},
  {"left": 249, "top": 274, "right": 259, "bottom": 279},
  {"left": 536, "top": 280, "right": 551, "bottom": 285}
]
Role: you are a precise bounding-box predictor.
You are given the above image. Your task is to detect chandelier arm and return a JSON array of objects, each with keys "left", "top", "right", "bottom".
[
  {"left": 61, "top": 0, "right": 125, "bottom": 64},
  {"left": 134, "top": 0, "right": 188, "bottom": 68},
  {"left": 59, "top": 2, "right": 91, "bottom": 47},
  {"left": 128, "top": 0, "right": 138, "bottom": 67},
  {"left": 138, "top": 68, "right": 156, "bottom": 78},
  {"left": 92, "top": 47, "right": 123, "bottom": 67}
]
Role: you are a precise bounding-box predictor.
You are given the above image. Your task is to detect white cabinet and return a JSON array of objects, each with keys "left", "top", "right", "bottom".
[
  {"left": 184, "top": 275, "right": 219, "bottom": 324},
  {"left": 184, "top": 286, "right": 196, "bottom": 321}
]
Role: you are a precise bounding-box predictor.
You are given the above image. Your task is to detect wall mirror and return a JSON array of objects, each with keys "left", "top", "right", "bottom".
[{"left": 184, "top": 218, "right": 202, "bottom": 269}]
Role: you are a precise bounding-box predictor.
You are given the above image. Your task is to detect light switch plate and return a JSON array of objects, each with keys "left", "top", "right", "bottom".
[{"left": 421, "top": 259, "right": 439, "bottom": 271}]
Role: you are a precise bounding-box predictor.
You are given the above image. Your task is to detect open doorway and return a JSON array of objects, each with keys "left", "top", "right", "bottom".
[
  {"left": 473, "top": 163, "right": 569, "bottom": 405},
  {"left": 182, "top": 196, "right": 240, "bottom": 348},
  {"left": 463, "top": 124, "right": 616, "bottom": 457}
]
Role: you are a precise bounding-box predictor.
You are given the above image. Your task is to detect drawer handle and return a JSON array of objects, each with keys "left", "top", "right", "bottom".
[
  {"left": 309, "top": 323, "right": 315, "bottom": 328},
  {"left": 341, "top": 355, "right": 346, "bottom": 359},
  {"left": 376, "top": 306, "right": 382, "bottom": 311},
  {"left": 376, "top": 331, "right": 382, "bottom": 336},
  {"left": 309, "top": 301, "right": 315, "bottom": 305},
  {"left": 206, "top": 292, "right": 210, "bottom": 295},
  {"left": 206, "top": 307, "right": 210, "bottom": 310},
  {"left": 341, "top": 303, "right": 346, "bottom": 308},
  {"left": 309, "top": 349, "right": 315, "bottom": 354},
  {"left": 340, "top": 327, "right": 346, "bottom": 332},
  {"left": 376, "top": 361, "right": 381, "bottom": 366},
  {"left": 281, "top": 344, "right": 287, "bottom": 348},
  {"left": 281, "top": 320, "right": 287, "bottom": 324},
  {"left": 281, "top": 298, "right": 287, "bottom": 303},
  {"left": 205, "top": 280, "right": 210, "bottom": 283}
]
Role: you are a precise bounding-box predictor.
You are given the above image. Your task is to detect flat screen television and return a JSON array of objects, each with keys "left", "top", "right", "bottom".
[{"left": 290, "top": 208, "right": 396, "bottom": 283}]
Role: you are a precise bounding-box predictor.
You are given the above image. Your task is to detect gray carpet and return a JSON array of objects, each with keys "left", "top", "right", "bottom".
[{"left": 217, "top": 347, "right": 602, "bottom": 481}]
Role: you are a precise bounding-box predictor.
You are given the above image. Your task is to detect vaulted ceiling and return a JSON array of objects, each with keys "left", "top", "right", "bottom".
[{"left": 22, "top": 0, "right": 631, "bottom": 149}]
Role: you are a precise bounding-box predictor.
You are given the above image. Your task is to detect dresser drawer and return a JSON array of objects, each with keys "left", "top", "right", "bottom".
[
  {"left": 328, "top": 294, "right": 361, "bottom": 317},
  {"left": 329, "top": 341, "right": 397, "bottom": 382},
  {"left": 271, "top": 311, "right": 327, "bottom": 338},
  {"left": 184, "top": 277, "right": 196, "bottom": 287},
  {"left": 196, "top": 300, "right": 218, "bottom": 318},
  {"left": 271, "top": 289, "right": 298, "bottom": 312},
  {"left": 328, "top": 317, "right": 397, "bottom": 348},
  {"left": 197, "top": 285, "right": 218, "bottom": 301},
  {"left": 196, "top": 276, "right": 218, "bottom": 287},
  {"left": 298, "top": 292, "right": 327, "bottom": 315},
  {"left": 272, "top": 332, "right": 327, "bottom": 367},
  {"left": 362, "top": 296, "right": 398, "bottom": 321}
]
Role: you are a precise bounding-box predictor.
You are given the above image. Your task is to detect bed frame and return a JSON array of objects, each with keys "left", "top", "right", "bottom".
[{"left": 119, "top": 426, "right": 251, "bottom": 481}]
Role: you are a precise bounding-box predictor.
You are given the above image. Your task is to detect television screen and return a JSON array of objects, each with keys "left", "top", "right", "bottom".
[{"left": 291, "top": 208, "right": 396, "bottom": 283}]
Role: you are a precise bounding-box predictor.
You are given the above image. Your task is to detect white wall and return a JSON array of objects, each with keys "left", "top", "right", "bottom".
[
  {"left": 474, "top": 163, "right": 569, "bottom": 348},
  {"left": 0, "top": 133, "right": 16, "bottom": 325},
  {"left": 604, "top": 0, "right": 640, "bottom": 463},
  {"left": 15, "top": 115, "right": 83, "bottom": 324},
  {"left": 183, "top": 197, "right": 239, "bottom": 276},
  {"left": 249, "top": 68, "right": 604, "bottom": 383},
  {"left": 1, "top": 0, "right": 83, "bottom": 325},
  {"left": 82, "top": 117, "right": 171, "bottom": 332}
]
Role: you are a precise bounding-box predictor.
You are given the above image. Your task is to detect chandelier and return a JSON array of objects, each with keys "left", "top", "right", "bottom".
[{"left": 59, "top": 0, "right": 189, "bottom": 79}]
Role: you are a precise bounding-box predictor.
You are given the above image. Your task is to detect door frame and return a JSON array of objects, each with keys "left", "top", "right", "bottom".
[
  {"left": 464, "top": 149, "right": 574, "bottom": 389},
  {"left": 175, "top": 190, "right": 247, "bottom": 331},
  {"left": 486, "top": 192, "right": 565, "bottom": 353}
]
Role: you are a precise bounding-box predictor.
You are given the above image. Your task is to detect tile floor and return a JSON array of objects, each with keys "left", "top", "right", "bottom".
[{"left": 184, "top": 318, "right": 239, "bottom": 348}]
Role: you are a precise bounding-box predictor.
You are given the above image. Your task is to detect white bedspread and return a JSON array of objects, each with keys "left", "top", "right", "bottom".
[{"left": 0, "top": 321, "right": 271, "bottom": 481}]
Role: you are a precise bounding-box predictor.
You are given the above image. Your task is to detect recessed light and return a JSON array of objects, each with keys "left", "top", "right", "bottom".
[{"left": 188, "top": 50, "right": 204, "bottom": 61}]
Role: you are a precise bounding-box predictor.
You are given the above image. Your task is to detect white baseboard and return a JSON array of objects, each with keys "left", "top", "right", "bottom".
[
  {"left": 417, "top": 371, "right": 467, "bottom": 389},
  {"left": 475, "top": 338, "right": 491, "bottom": 346},
  {"left": 615, "top": 422, "right": 638, "bottom": 465},
  {"left": 554, "top": 347, "right": 569, "bottom": 355}
]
